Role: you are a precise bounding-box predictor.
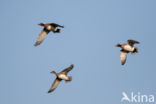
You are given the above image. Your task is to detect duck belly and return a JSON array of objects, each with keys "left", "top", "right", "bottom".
[
  {"left": 123, "top": 45, "right": 134, "bottom": 52},
  {"left": 58, "top": 74, "right": 68, "bottom": 80}
]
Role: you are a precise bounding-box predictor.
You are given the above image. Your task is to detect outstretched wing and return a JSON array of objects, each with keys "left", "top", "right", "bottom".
[
  {"left": 50, "top": 23, "right": 64, "bottom": 28},
  {"left": 61, "top": 64, "right": 74, "bottom": 75},
  {"left": 120, "top": 50, "right": 128, "bottom": 65},
  {"left": 34, "top": 28, "right": 50, "bottom": 46},
  {"left": 48, "top": 78, "right": 62, "bottom": 93},
  {"left": 127, "top": 40, "right": 139, "bottom": 46}
]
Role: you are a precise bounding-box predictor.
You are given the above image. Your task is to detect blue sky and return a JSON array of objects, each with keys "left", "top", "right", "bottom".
[{"left": 0, "top": 0, "right": 156, "bottom": 104}]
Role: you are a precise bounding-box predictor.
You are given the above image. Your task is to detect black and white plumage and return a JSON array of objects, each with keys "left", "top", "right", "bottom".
[
  {"left": 48, "top": 64, "right": 74, "bottom": 93},
  {"left": 116, "top": 39, "right": 140, "bottom": 65},
  {"left": 34, "top": 23, "right": 64, "bottom": 46}
]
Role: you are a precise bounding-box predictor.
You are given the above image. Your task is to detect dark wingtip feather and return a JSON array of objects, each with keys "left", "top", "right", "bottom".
[
  {"left": 121, "top": 63, "right": 125, "bottom": 65},
  {"left": 34, "top": 42, "right": 40, "bottom": 46},
  {"left": 70, "top": 64, "right": 74, "bottom": 67},
  {"left": 137, "top": 41, "right": 140, "bottom": 44},
  {"left": 48, "top": 90, "right": 52, "bottom": 93},
  {"left": 48, "top": 89, "right": 55, "bottom": 93},
  {"left": 34, "top": 44, "right": 37, "bottom": 46},
  {"left": 128, "top": 39, "right": 140, "bottom": 44}
]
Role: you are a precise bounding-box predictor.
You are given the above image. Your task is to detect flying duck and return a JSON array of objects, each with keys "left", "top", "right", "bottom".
[
  {"left": 48, "top": 64, "right": 74, "bottom": 93},
  {"left": 34, "top": 22, "right": 64, "bottom": 46},
  {"left": 116, "top": 39, "right": 140, "bottom": 65}
]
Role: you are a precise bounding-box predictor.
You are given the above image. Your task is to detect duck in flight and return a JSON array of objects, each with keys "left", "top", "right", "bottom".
[
  {"left": 48, "top": 64, "right": 74, "bottom": 93},
  {"left": 34, "top": 22, "right": 64, "bottom": 46},
  {"left": 116, "top": 39, "right": 140, "bottom": 65}
]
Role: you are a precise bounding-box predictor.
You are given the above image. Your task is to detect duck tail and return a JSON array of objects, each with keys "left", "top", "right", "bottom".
[
  {"left": 132, "top": 47, "right": 138, "bottom": 54},
  {"left": 116, "top": 44, "right": 122, "bottom": 47},
  {"left": 54, "top": 29, "right": 60, "bottom": 33},
  {"left": 65, "top": 76, "right": 72, "bottom": 82}
]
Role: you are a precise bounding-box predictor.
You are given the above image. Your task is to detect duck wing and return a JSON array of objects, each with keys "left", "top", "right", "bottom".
[
  {"left": 127, "top": 40, "right": 140, "bottom": 46},
  {"left": 50, "top": 23, "right": 64, "bottom": 28},
  {"left": 120, "top": 50, "right": 128, "bottom": 65},
  {"left": 34, "top": 28, "right": 50, "bottom": 46},
  {"left": 48, "top": 78, "right": 62, "bottom": 93},
  {"left": 61, "top": 64, "right": 74, "bottom": 75}
]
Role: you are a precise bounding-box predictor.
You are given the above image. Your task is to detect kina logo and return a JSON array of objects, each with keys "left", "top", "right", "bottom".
[{"left": 121, "top": 92, "right": 154, "bottom": 103}]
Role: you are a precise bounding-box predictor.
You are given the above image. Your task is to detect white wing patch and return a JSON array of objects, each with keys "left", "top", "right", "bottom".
[
  {"left": 58, "top": 74, "right": 68, "bottom": 80},
  {"left": 124, "top": 45, "right": 134, "bottom": 52}
]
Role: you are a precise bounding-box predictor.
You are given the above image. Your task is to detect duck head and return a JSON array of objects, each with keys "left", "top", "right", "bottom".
[
  {"left": 116, "top": 44, "right": 122, "bottom": 47},
  {"left": 38, "top": 23, "right": 45, "bottom": 26},
  {"left": 50, "top": 71, "right": 57, "bottom": 75}
]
